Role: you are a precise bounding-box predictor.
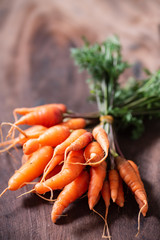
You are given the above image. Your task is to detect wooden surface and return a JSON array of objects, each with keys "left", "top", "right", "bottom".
[{"left": 0, "top": 0, "right": 160, "bottom": 239}]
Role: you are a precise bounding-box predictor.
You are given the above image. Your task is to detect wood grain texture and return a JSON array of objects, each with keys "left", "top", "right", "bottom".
[{"left": 0, "top": 0, "right": 160, "bottom": 239}]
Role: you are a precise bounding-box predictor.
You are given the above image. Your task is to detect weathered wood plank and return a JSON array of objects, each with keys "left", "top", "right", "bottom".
[{"left": 0, "top": 1, "right": 160, "bottom": 239}]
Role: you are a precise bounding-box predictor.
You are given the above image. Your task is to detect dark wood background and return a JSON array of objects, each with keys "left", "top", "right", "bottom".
[{"left": 0, "top": 0, "right": 160, "bottom": 239}]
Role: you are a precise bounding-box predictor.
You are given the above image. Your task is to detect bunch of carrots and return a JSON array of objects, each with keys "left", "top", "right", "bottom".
[{"left": 0, "top": 102, "right": 148, "bottom": 238}]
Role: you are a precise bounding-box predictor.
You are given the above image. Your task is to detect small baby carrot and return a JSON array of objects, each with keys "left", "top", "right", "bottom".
[
  {"left": 92, "top": 126, "right": 109, "bottom": 165},
  {"left": 59, "top": 118, "right": 86, "bottom": 130},
  {"left": 13, "top": 103, "right": 67, "bottom": 117},
  {"left": 51, "top": 170, "right": 89, "bottom": 223},
  {"left": 34, "top": 150, "right": 85, "bottom": 194},
  {"left": 88, "top": 161, "right": 107, "bottom": 210},
  {"left": 7, "top": 105, "right": 63, "bottom": 137},
  {"left": 115, "top": 156, "right": 148, "bottom": 236},
  {"left": 128, "top": 160, "right": 147, "bottom": 216},
  {"left": 109, "top": 169, "right": 119, "bottom": 202},
  {"left": 0, "top": 146, "right": 54, "bottom": 196},
  {"left": 115, "top": 156, "right": 147, "bottom": 206},
  {"left": 115, "top": 175, "right": 125, "bottom": 207},
  {"left": 23, "top": 125, "right": 70, "bottom": 155},
  {"left": 101, "top": 180, "right": 111, "bottom": 238}
]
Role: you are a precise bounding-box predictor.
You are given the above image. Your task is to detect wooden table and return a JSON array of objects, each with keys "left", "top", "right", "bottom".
[{"left": 0, "top": 1, "right": 160, "bottom": 239}]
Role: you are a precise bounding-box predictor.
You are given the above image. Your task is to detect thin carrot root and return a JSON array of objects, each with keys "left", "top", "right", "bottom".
[
  {"left": 93, "top": 209, "right": 111, "bottom": 239},
  {"left": 16, "top": 188, "right": 35, "bottom": 198},
  {"left": 0, "top": 139, "right": 15, "bottom": 147},
  {"left": 0, "top": 187, "right": 9, "bottom": 198},
  {"left": 102, "top": 216, "right": 111, "bottom": 239},
  {"left": 86, "top": 153, "right": 108, "bottom": 166},
  {"left": 135, "top": 200, "right": 148, "bottom": 237},
  {"left": 35, "top": 193, "right": 56, "bottom": 202},
  {"left": 1, "top": 122, "right": 28, "bottom": 140}
]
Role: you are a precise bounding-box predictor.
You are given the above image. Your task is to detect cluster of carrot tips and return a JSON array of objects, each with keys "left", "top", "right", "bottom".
[{"left": 0, "top": 103, "right": 148, "bottom": 239}]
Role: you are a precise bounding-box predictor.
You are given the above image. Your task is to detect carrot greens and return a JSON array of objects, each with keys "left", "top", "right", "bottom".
[{"left": 71, "top": 36, "right": 160, "bottom": 139}]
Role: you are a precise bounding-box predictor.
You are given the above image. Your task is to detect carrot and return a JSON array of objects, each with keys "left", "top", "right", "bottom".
[
  {"left": 40, "top": 164, "right": 63, "bottom": 181},
  {"left": 84, "top": 141, "right": 104, "bottom": 166},
  {"left": 127, "top": 160, "right": 145, "bottom": 189},
  {"left": 41, "top": 154, "right": 64, "bottom": 182},
  {"left": 101, "top": 180, "right": 111, "bottom": 238},
  {"left": 59, "top": 118, "right": 86, "bottom": 130},
  {"left": 53, "top": 129, "right": 86, "bottom": 157},
  {"left": 115, "top": 156, "right": 147, "bottom": 205},
  {"left": 101, "top": 180, "right": 110, "bottom": 218},
  {"left": 115, "top": 156, "right": 148, "bottom": 236},
  {"left": 128, "top": 160, "right": 148, "bottom": 216},
  {"left": 51, "top": 170, "right": 89, "bottom": 223},
  {"left": 23, "top": 125, "right": 70, "bottom": 155},
  {"left": 7, "top": 105, "right": 63, "bottom": 137},
  {"left": 34, "top": 150, "right": 85, "bottom": 194},
  {"left": 64, "top": 132, "right": 93, "bottom": 160},
  {"left": 88, "top": 161, "right": 107, "bottom": 210},
  {"left": 115, "top": 175, "right": 124, "bottom": 207},
  {"left": 92, "top": 126, "right": 109, "bottom": 165},
  {"left": 13, "top": 103, "right": 67, "bottom": 117},
  {"left": 0, "top": 125, "right": 47, "bottom": 153},
  {"left": 109, "top": 169, "right": 119, "bottom": 202},
  {"left": 0, "top": 146, "right": 53, "bottom": 196}
]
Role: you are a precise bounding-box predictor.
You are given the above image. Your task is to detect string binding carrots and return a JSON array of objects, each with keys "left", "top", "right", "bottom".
[{"left": 0, "top": 103, "right": 148, "bottom": 239}]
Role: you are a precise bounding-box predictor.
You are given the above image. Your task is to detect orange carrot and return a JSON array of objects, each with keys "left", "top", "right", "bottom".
[
  {"left": 0, "top": 146, "right": 53, "bottom": 196},
  {"left": 13, "top": 103, "right": 67, "bottom": 116},
  {"left": 59, "top": 118, "right": 86, "bottom": 130},
  {"left": 109, "top": 169, "right": 119, "bottom": 202},
  {"left": 40, "top": 163, "right": 63, "bottom": 181},
  {"left": 127, "top": 160, "right": 145, "bottom": 189},
  {"left": 34, "top": 150, "right": 85, "bottom": 194},
  {"left": 88, "top": 161, "right": 107, "bottom": 210},
  {"left": 51, "top": 170, "right": 89, "bottom": 223},
  {"left": 92, "top": 126, "right": 109, "bottom": 165},
  {"left": 115, "top": 156, "right": 148, "bottom": 213},
  {"left": 41, "top": 154, "right": 64, "bottom": 182},
  {"left": 64, "top": 132, "right": 93, "bottom": 160},
  {"left": 101, "top": 180, "right": 111, "bottom": 239},
  {"left": 23, "top": 125, "right": 70, "bottom": 155},
  {"left": 101, "top": 180, "right": 110, "bottom": 217},
  {"left": 128, "top": 160, "right": 148, "bottom": 216},
  {"left": 53, "top": 129, "right": 86, "bottom": 157},
  {"left": 115, "top": 175, "right": 124, "bottom": 207},
  {"left": 7, "top": 105, "right": 63, "bottom": 137},
  {"left": 84, "top": 141, "right": 104, "bottom": 166}
]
